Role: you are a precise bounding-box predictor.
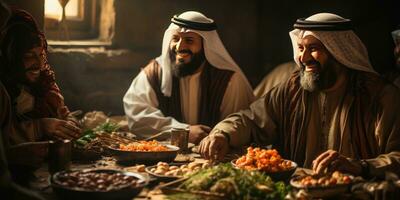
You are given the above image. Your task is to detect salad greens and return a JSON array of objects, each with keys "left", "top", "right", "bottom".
[{"left": 169, "top": 164, "right": 290, "bottom": 200}]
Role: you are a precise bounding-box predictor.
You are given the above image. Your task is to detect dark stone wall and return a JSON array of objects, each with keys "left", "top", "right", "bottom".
[
  {"left": 47, "top": 48, "right": 149, "bottom": 115},
  {"left": 3, "top": 0, "right": 399, "bottom": 115},
  {"left": 112, "top": 0, "right": 261, "bottom": 84}
]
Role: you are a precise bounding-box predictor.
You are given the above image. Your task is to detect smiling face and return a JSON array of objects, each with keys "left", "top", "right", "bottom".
[
  {"left": 169, "top": 31, "right": 205, "bottom": 77},
  {"left": 23, "top": 45, "right": 45, "bottom": 83},
  {"left": 170, "top": 32, "right": 203, "bottom": 64},
  {"left": 297, "top": 35, "right": 342, "bottom": 92}
]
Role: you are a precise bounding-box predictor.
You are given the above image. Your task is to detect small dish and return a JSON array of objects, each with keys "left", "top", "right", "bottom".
[
  {"left": 289, "top": 172, "right": 354, "bottom": 198},
  {"left": 108, "top": 144, "right": 179, "bottom": 165}
]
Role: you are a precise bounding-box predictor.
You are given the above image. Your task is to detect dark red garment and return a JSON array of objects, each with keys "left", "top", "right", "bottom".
[{"left": 0, "top": 8, "right": 70, "bottom": 120}]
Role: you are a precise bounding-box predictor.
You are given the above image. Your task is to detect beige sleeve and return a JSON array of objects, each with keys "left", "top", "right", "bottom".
[
  {"left": 364, "top": 85, "right": 400, "bottom": 178},
  {"left": 123, "top": 71, "right": 189, "bottom": 139}
]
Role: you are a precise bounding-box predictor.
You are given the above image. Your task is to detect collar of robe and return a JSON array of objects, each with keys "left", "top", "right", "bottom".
[
  {"left": 171, "top": 15, "right": 217, "bottom": 31},
  {"left": 294, "top": 18, "right": 353, "bottom": 31}
]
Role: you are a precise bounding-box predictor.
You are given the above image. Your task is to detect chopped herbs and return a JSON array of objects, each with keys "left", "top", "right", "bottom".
[{"left": 171, "top": 164, "right": 290, "bottom": 200}]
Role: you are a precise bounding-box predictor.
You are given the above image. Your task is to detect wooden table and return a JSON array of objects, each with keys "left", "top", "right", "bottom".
[{"left": 29, "top": 152, "right": 399, "bottom": 200}]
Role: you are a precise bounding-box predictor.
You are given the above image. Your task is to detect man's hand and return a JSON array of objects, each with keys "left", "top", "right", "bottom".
[
  {"left": 199, "top": 131, "right": 229, "bottom": 161},
  {"left": 40, "top": 118, "right": 82, "bottom": 140},
  {"left": 65, "top": 110, "right": 83, "bottom": 128},
  {"left": 8, "top": 141, "right": 49, "bottom": 168},
  {"left": 189, "top": 125, "right": 211, "bottom": 144},
  {"left": 312, "top": 150, "right": 362, "bottom": 175}
]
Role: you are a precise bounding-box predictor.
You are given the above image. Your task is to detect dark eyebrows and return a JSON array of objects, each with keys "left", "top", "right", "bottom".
[
  {"left": 308, "top": 43, "right": 323, "bottom": 49},
  {"left": 298, "top": 42, "right": 322, "bottom": 48}
]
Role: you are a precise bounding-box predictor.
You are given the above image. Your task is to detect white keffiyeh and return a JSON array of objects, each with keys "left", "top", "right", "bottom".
[
  {"left": 156, "top": 11, "right": 252, "bottom": 96},
  {"left": 289, "top": 13, "right": 377, "bottom": 74}
]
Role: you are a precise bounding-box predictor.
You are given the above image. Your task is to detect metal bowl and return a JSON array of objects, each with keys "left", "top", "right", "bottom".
[
  {"left": 108, "top": 144, "right": 179, "bottom": 165},
  {"left": 231, "top": 159, "right": 297, "bottom": 181},
  {"left": 51, "top": 169, "right": 148, "bottom": 200}
]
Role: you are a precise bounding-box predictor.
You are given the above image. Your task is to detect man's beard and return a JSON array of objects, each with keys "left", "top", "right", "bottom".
[
  {"left": 300, "top": 69, "right": 320, "bottom": 92},
  {"left": 169, "top": 49, "right": 206, "bottom": 77},
  {"left": 299, "top": 60, "right": 337, "bottom": 92},
  {"left": 22, "top": 66, "right": 42, "bottom": 84}
]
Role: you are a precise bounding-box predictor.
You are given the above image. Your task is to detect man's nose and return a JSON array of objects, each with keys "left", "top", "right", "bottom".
[
  {"left": 175, "top": 39, "right": 186, "bottom": 52},
  {"left": 299, "top": 50, "right": 312, "bottom": 64}
]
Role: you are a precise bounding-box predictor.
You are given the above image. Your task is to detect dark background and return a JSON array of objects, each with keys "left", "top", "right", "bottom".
[{"left": 4, "top": 0, "right": 400, "bottom": 115}]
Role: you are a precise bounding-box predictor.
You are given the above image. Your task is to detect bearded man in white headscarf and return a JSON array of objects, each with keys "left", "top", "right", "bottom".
[
  {"left": 200, "top": 13, "right": 400, "bottom": 178},
  {"left": 123, "top": 11, "right": 254, "bottom": 144}
]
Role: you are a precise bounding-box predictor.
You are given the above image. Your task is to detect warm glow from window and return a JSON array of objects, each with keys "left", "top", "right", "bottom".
[{"left": 45, "top": 0, "right": 81, "bottom": 20}]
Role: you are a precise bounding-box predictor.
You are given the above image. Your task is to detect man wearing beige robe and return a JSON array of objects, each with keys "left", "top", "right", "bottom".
[
  {"left": 200, "top": 13, "right": 400, "bottom": 178},
  {"left": 123, "top": 11, "right": 254, "bottom": 144}
]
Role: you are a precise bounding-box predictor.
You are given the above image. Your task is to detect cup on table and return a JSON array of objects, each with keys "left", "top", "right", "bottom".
[
  {"left": 48, "top": 139, "right": 71, "bottom": 174},
  {"left": 170, "top": 128, "right": 189, "bottom": 153}
]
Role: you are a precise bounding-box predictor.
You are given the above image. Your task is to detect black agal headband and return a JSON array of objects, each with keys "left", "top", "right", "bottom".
[
  {"left": 294, "top": 17, "right": 353, "bottom": 31},
  {"left": 171, "top": 15, "right": 217, "bottom": 31}
]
